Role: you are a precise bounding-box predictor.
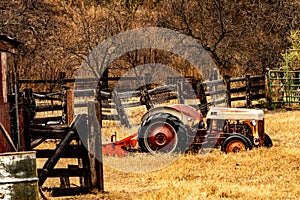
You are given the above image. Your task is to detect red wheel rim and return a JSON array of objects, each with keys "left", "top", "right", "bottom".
[
  {"left": 226, "top": 140, "right": 246, "bottom": 153},
  {"left": 145, "top": 122, "right": 177, "bottom": 153}
]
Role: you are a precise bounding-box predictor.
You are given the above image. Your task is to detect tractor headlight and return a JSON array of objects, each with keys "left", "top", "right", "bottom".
[{"left": 250, "top": 119, "right": 256, "bottom": 126}]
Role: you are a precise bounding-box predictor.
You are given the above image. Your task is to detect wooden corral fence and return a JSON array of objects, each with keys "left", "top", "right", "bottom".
[
  {"left": 15, "top": 83, "right": 104, "bottom": 197},
  {"left": 224, "top": 74, "right": 266, "bottom": 108},
  {"left": 19, "top": 74, "right": 267, "bottom": 128}
]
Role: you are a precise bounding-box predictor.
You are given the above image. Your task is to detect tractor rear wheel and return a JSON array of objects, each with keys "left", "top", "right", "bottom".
[
  {"left": 221, "top": 134, "right": 251, "bottom": 153},
  {"left": 263, "top": 133, "right": 273, "bottom": 147},
  {"left": 138, "top": 113, "right": 188, "bottom": 154}
]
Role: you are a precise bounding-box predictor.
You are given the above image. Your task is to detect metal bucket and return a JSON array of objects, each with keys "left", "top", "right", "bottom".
[{"left": 0, "top": 151, "right": 39, "bottom": 200}]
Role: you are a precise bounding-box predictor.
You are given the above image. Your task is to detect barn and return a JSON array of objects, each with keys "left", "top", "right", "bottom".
[{"left": 0, "top": 35, "right": 20, "bottom": 153}]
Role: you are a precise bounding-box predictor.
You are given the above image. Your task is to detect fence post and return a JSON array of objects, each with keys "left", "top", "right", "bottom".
[
  {"left": 196, "top": 81, "right": 209, "bottom": 116},
  {"left": 112, "top": 90, "right": 131, "bottom": 127},
  {"left": 140, "top": 86, "right": 154, "bottom": 110},
  {"left": 246, "top": 74, "right": 252, "bottom": 108},
  {"left": 87, "top": 101, "right": 104, "bottom": 191},
  {"left": 66, "top": 90, "right": 74, "bottom": 125},
  {"left": 177, "top": 80, "right": 185, "bottom": 104},
  {"left": 23, "top": 88, "right": 33, "bottom": 150},
  {"left": 224, "top": 75, "right": 231, "bottom": 107},
  {"left": 265, "top": 68, "right": 272, "bottom": 105}
]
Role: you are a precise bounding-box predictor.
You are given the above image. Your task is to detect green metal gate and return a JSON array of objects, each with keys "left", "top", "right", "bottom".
[{"left": 268, "top": 69, "right": 300, "bottom": 108}]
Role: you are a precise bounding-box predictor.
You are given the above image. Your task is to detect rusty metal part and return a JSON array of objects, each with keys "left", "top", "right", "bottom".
[
  {"left": 102, "top": 133, "right": 138, "bottom": 157},
  {"left": 225, "top": 140, "right": 246, "bottom": 153},
  {"left": 145, "top": 122, "right": 177, "bottom": 153}
]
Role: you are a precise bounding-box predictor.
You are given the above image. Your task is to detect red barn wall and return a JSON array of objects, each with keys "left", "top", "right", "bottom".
[{"left": 0, "top": 52, "right": 11, "bottom": 153}]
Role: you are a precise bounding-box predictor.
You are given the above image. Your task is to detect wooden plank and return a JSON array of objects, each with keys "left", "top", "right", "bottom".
[
  {"left": 66, "top": 90, "right": 74, "bottom": 125},
  {"left": 230, "top": 96, "right": 246, "bottom": 101},
  {"left": 101, "top": 114, "right": 120, "bottom": 121},
  {"left": 33, "top": 92, "right": 62, "bottom": 98},
  {"left": 30, "top": 130, "right": 76, "bottom": 140},
  {"left": 112, "top": 91, "right": 131, "bottom": 127},
  {"left": 117, "top": 90, "right": 141, "bottom": 99},
  {"left": 75, "top": 102, "right": 116, "bottom": 109},
  {"left": 148, "top": 85, "right": 176, "bottom": 95},
  {"left": 230, "top": 86, "right": 246, "bottom": 94},
  {"left": 101, "top": 103, "right": 115, "bottom": 109},
  {"left": 140, "top": 86, "right": 153, "bottom": 110},
  {"left": 88, "top": 101, "right": 104, "bottom": 191},
  {"left": 121, "top": 101, "right": 143, "bottom": 108},
  {"left": 32, "top": 116, "right": 62, "bottom": 124},
  {"left": 37, "top": 168, "right": 88, "bottom": 177},
  {"left": 35, "top": 104, "right": 63, "bottom": 112},
  {"left": 205, "top": 89, "right": 226, "bottom": 96},
  {"left": 246, "top": 74, "right": 252, "bottom": 108},
  {"left": 74, "top": 89, "right": 95, "bottom": 97},
  {"left": 202, "top": 79, "right": 224, "bottom": 87},
  {"left": 23, "top": 88, "right": 33, "bottom": 150},
  {"left": 224, "top": 75, "right": 231, "bottom": 107},
  {"left": 197, "top": 82, "right": 208, "bottom": 116},
  {"left": 209, "top": 98, "right": 226, "bottom": 105},
  {"left": 31, "top": 138, "right": 46, "bottom": 149},
  {"left": 74, "top": 102, "right": 88, "bottom": 108},
  {"left": 230, "top": 77, "right": 246, "bottom": 82},
  {"left": 33, "top": 96, "right": 61, "bottom": 101},
  {"left": 99, "top": 91, "right": 111, "bottom": 98},
  {"left": 0, "top": 52, "right": 7, "bottom": 103},
  {"left": 177, "top": 81, "right": 184, "bottom": 104},
  {"left": 35, "top": 146, "right": 85, "bottom": 158},
  {"left": 252, "top": 93, "right": 265, "bottom": 100},
  {"left": 150, "top": 95, "right": 178, "bottom": 103},
  {"left": 250, "top": 75, "right": 265, "bottom": 81}
]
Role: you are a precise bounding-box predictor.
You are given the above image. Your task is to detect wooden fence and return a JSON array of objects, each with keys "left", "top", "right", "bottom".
[{"left": 19, "top": 74, "right": 266, "bottom": 128}]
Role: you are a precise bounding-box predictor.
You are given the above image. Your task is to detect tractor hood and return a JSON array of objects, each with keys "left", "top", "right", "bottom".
[{"left": 206, "top": 107, "right": 264, "bottom": 120}]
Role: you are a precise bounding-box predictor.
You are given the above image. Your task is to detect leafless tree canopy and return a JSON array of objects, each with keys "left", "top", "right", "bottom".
[{"left": 1, "top": 0, "right": 299, "bottom": 81}]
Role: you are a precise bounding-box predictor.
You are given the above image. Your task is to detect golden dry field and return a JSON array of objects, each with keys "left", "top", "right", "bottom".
[{"left": 47, "top": 109, "right": 300, "bottom": 200}]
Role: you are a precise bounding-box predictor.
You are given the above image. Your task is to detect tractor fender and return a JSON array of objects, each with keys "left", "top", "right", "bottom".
[
  {"left": 141, "top": 104, "right": 203, "bottom": 127},
  {"left": 169, "top": 104, "right": 203, "bottom": 122}
]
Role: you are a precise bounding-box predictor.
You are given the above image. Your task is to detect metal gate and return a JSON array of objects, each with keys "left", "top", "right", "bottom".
[{"left": 268, "top": 69, "right": 300, "bottom": 107}]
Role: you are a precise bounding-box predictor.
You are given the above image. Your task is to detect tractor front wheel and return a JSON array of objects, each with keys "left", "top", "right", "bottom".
[
  {"left": 221, "top": 135, "right": 251, "bottom": 153},
  {"left": 138, "top": 113, "right": 188, "bottom": 154},
  {"left": 263, "top": 133, "right": 273, "bottom": 147}
]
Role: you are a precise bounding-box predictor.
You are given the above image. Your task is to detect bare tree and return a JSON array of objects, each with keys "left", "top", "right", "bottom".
[{"left": 157, "top": 0, "right": 300, "bottom": 76}]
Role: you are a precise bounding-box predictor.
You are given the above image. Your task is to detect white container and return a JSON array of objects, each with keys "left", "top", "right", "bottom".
[{"left": 0, "top": 151, "right": 39, "bottom": 200}]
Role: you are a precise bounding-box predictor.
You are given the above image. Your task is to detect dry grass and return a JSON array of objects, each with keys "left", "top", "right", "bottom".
[{"left": 47, "top": 109, "right": 300, "bottom": 200}]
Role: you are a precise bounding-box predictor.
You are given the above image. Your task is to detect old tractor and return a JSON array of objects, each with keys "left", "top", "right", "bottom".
[{"left": 102, "top": 104, "right": 273, "bottom": 156}]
